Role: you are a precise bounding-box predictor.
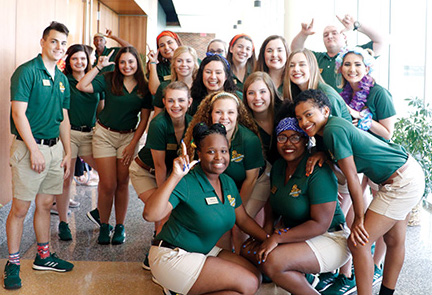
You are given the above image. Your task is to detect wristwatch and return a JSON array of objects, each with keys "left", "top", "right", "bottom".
[{"left": 353, "top": 21, "right": 361, "bottom": 31}]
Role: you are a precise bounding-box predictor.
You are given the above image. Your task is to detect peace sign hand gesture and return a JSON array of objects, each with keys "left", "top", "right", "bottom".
[{"left": 97, "top": 49, "right": 116, "bottom": 69}]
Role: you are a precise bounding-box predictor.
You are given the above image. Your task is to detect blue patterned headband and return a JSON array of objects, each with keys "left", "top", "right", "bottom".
[
  {"left": 206, "top": 52, "right": 231, "bottom": 71},
  {"left": 335, "top": 46, "right": 375, "bottom": 74},
  {"left": 276, "top": 117, "right": 308, "bottom": 137}
]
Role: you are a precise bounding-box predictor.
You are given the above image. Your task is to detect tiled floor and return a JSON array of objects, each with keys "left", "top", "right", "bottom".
[{"left": 1, "top": 182, "right": 432, "bottom": 294}]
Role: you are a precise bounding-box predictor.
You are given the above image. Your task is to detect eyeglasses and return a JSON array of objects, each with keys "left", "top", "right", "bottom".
[
  {"left": 276, "top": 134, "right": 302, "bottom": 144},
  {"left": 209, "top": 49, "right": 225, "bottom": 55}
]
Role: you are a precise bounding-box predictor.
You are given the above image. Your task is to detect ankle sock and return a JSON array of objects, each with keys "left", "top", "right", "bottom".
[
  {"left": 37, "top": 242, "right": 50, "bottom": 259},
  {"left": 379, "top": 285, "right": 395, "bottom": 295},
  {"left": 9, "top": 252, "right": 20, "bottom": 265}
]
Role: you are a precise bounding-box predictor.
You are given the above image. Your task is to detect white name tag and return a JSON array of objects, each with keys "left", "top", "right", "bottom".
[
  {"left": 42, "top": 79, "right": 51, "bottom": 86},
  {"left": 205, "top": 196, "right": 219, "bottom": 205}
]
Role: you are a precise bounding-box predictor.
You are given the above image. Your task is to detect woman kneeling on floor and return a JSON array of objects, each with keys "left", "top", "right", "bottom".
[{"left": 143, "top": 122, "right": 268, "bottom": 295}]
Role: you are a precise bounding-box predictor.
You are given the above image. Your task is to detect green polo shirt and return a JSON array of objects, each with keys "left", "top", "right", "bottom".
[
  {"left": 317, "top": 82, "right": 352, "bottom": 122},
  {"left": 153, "top": 80, "right": 171, "bottom": 108},
  {"left": 94, "top": 46, "right": 121, "bottom": 74},
  {"left": 313, "top": 41, "right": 373, "bottom": 93},
  {"left": 10, "top": 54, "right": 70, "bottom": 139},
  {"left": 323, "top": 116, "right": 407, "bottom": 184},
  {"left": 277, "top": 83, "right": 284, "bottom": 97},
  {"left": 270, "top": 154, "right": 345, "bottom": 229},
  {"left": 232, "top": 65, "right": 253, "bottom": 92},
  {"left": 156, "top": 165, "right": 242, "bottom": 254},
  {"left": 225, "top": 124, "right": 265, "bottom": 188},
  {"left": 137, "top": 110, "right": 192, "bottom": 169},
  {"left": 91, "top": 73, "right": 152, "bottom": 130},
  {"left": 257, "top": 124, "right": 279, "bottom": 165},
  {"left": 157, "top": 61, "right": 172, "bottom": 82},
  {"left": 363, "top": 83, "right": 396, "bottom": 141},
  {"left": 67, "top": 74, "right": 100, "bottom": 128}
]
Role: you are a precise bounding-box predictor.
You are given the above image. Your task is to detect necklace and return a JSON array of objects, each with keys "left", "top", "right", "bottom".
[{"left": 340, "top": 75, "right": 374, "bottom": 111}]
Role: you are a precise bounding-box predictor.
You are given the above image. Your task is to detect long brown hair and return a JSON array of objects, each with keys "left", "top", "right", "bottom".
[
  {"left": 254, "top": 35, "right": 289, "bottom": 77},
  {"left": 184, "top": 91, "right": 259, "bottom": 160},
  {"left": 110, "top": 46, "right": 148, "bottom": 97},
  {"left": 226, "top": 34, "right": 256, "bottom": 73}
]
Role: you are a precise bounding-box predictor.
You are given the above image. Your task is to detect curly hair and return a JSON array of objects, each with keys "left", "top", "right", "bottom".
[
  {"left": 184, "top": 91, "right": 260, "bottom": 160},
  {"left": 283, "top": 48, "right": 323, "bottom": 103}
]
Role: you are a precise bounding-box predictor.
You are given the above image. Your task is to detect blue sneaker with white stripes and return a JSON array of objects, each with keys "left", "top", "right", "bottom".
[{"left": 32, "top": 253, "right": 74, "bottom": 272}]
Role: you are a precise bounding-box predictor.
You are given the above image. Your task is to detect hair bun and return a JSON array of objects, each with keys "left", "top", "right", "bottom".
[{"left": 209, "top": 123, "right": 227, "bottom": 136}]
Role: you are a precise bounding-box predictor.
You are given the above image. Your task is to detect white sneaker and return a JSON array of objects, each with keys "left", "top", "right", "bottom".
[{"left": 69, "top": 199, "right": 80, "bottom": 208}]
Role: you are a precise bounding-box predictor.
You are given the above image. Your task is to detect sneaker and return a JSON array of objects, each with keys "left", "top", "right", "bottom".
[
  {"left": 163, "top": 287, "right": 180, "bottom": 295},
  {"left": 112, "top": 224, "right": 126, "bottom": 245},
  {"left": 373, "top": 264, "right": 383, "bottom": 286},
  {"left": 316, "top": 271, "right": 339, "bottom": 292},
  {"left": 69, "top": 199, "right": 80, "bottom": 208},
  {"left": 305, "top": 273, "right": 319, "bottom": 288},
  {"left": 3, "top": 261, "right": 21, "bottom": 290},
  {"left": 142, "top": 253, "right": 151, "bottom": 270},
  {"left": 58, "top": 221, "right": 72, "bottom": 241},
  {"left": 87, "top": 208, "right": 101, "bottom": 227},
  {"left": 98, "top": 223, "right": 112, "bottom": 245},
  {"left": 32, "top": 253, "right": 74, "bottom": 272},
  {"left": 50, "top": 203, "right": 71, "bottom": 215},
  {"left": 321, "top": 274, "right": 356, "bottom": 295}
]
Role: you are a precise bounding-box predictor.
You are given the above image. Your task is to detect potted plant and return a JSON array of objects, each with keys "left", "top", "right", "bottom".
[{"left": 392, "top": 97, "right": 432, "bottom": 224}]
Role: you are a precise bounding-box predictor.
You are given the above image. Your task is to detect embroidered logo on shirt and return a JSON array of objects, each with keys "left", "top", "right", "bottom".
[
  {"left": 227, "top": 194, "right": 236, "bottom": 207},
  {"left": 289, "top": 184, "right": 301, "bottom": 198},
  {"left": 271, "top": 186, "right": 278, "bottom": 194},
  {"left": 59, "top": 82, "right": 65, "bottom": 93},
  {"left": 328, "top": 150, "right": 336, "bottom": 161},
  {"left": 231, "top": 150, "right": 244, "bottom": 163}
]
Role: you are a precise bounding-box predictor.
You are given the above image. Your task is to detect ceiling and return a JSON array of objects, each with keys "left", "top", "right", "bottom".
[{"left": 99, "top": 0, "right": 145, "bottom": 15}]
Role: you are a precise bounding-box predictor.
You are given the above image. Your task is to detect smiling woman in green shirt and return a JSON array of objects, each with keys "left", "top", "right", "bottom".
[
  {"left": 77, "top": 46, "right": 152, "bottom": 245},
  {"left": 294, "top": 89, "right": 424, "bottom": 295},
  {"left": 144, "top": 123, "right": 268, "bottom": 295}
]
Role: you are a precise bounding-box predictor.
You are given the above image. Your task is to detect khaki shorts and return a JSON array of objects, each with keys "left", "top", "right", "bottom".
[
  {"left": 10, "top": 138, "right": 64, "bottom": 201},
  {"left": 129, "top": 159, "right": 157, "bottom": 196},
  {"left": 92, "top": 123, "right": 137, "bottom": 159},
  {"left": 149, "top": 244, "right": 223, "bottom": 295},
  {"left": 244, "top": 161, "right": 271, "bottom": 217},
  {"left": 71, "top": 129, "right": 94, "bottom": 158},
  {"left": 369, "top": 156, "right": 425, "bottom": 220},
  {"left": 306, "top": 226, "right": 351, "bottom": 273}
]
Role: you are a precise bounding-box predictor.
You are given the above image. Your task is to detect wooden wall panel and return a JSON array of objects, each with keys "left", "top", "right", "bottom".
[
  {"left": 0, "top": 0, "right": 17, "bottom": 206},
  {"left": 98, "top": 2, "right": 120, "bottom": 48},
  {"left": 119, "top": 16, "right": 147, "bottom": 55}
]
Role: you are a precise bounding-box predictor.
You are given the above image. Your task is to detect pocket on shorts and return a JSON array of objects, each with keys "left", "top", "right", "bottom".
[{"left": 10, "top": 141, "right": 29, "bottom": 167}]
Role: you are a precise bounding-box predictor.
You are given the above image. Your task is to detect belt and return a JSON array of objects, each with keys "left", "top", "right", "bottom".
[
  {"left": 71, "top": 125, "right": 93, "bottom": 132},
  {"left": 382, "top": 158, "right": 410, "bottom": 185},
  {"left": 135, "top": 157, "right": 155, "bottom": 175},
  {"left": 97, "top": 120, "right": 135, "bottom": 134},
  {"left": 328, "top": 223, "right": 344, "bottom": 233},
  {"left": 152, "top": 239, "right": 177, "bottom": 250},
  {"left": 16, "top": 135, "right": 59, "bottom": 147}
]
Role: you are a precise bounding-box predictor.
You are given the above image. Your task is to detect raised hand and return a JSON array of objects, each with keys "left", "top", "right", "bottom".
[
  {"left": 301, "top": 18, "right": 315, "bottom": 36},
  {"left": 97, "top": 49, "right": 116, "bottom": 68},
  {"left": 337, "top": 14, "right": 355, "bottom": 32},
  {"left": 172, "top": 140, "right": 199, "bottom": 177},
  {"left": 146, "top": 44, "right": 158, "bottom": 64}
]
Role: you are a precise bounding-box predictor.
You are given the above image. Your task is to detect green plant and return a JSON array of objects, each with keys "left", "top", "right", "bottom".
[{"left": 393, "top": 97, "right": 432, "bottom": 196}]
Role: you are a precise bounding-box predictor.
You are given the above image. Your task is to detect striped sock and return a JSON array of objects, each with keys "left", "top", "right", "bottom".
[
  {"left": 37, "top": 242, "right": 50, "bottom": 259},
  {"left": 9, "top": 252, "right": 20, "bottom": 265}
]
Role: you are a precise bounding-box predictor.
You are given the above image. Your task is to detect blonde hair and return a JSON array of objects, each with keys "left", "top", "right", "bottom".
[
  {"left": 184, "top": 91, "right": 260, "bottom": 160},
  {"left": 283, "top": 48, "right": 323, "bottom": 102},
  {"left": 170, "top": 46, "right": 199, "bottom": 81}
]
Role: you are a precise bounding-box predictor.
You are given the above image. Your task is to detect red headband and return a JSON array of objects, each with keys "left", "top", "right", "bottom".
[
  {"left": 157, "top": 30, "right": 179, "bottom": 45},
  {"left": 229, "top": 34, "right": 254, "bottom": 51}
]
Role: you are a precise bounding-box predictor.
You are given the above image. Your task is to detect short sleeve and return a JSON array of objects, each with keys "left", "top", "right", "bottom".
[
  {"left": 323, "top": 125, "right": 353, "bottom": 161},
  {"left": 169, "top": 177, "right": 189, "bottom": 208},
  {"left": 243, "top": 133, "right": 265, "bottom": 170},
  {"left": 91, "top": 74, "right": 108, "bottom": 93},
  {"left": 141, "top": 90, "right": 153, "bottom": 110},
  {"left": 368, "top": 87, "right": 396, "bottom": 121},
  {"left": 308, "top": 164, "right": 338, "bottom": 205},
  {"left": 146, "top": 117, "right": 168, "bottom": 150},
  {"left": 10, "top": 66, "right": 33, "bottom": 102},
  {"left": 153, "top": 82, "right": 168, "bottom": 108}
]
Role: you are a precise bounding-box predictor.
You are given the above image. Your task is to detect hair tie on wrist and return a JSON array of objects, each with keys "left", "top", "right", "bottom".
[{"left": 95, "top": 66, "right": 102, "bottom": 71}]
